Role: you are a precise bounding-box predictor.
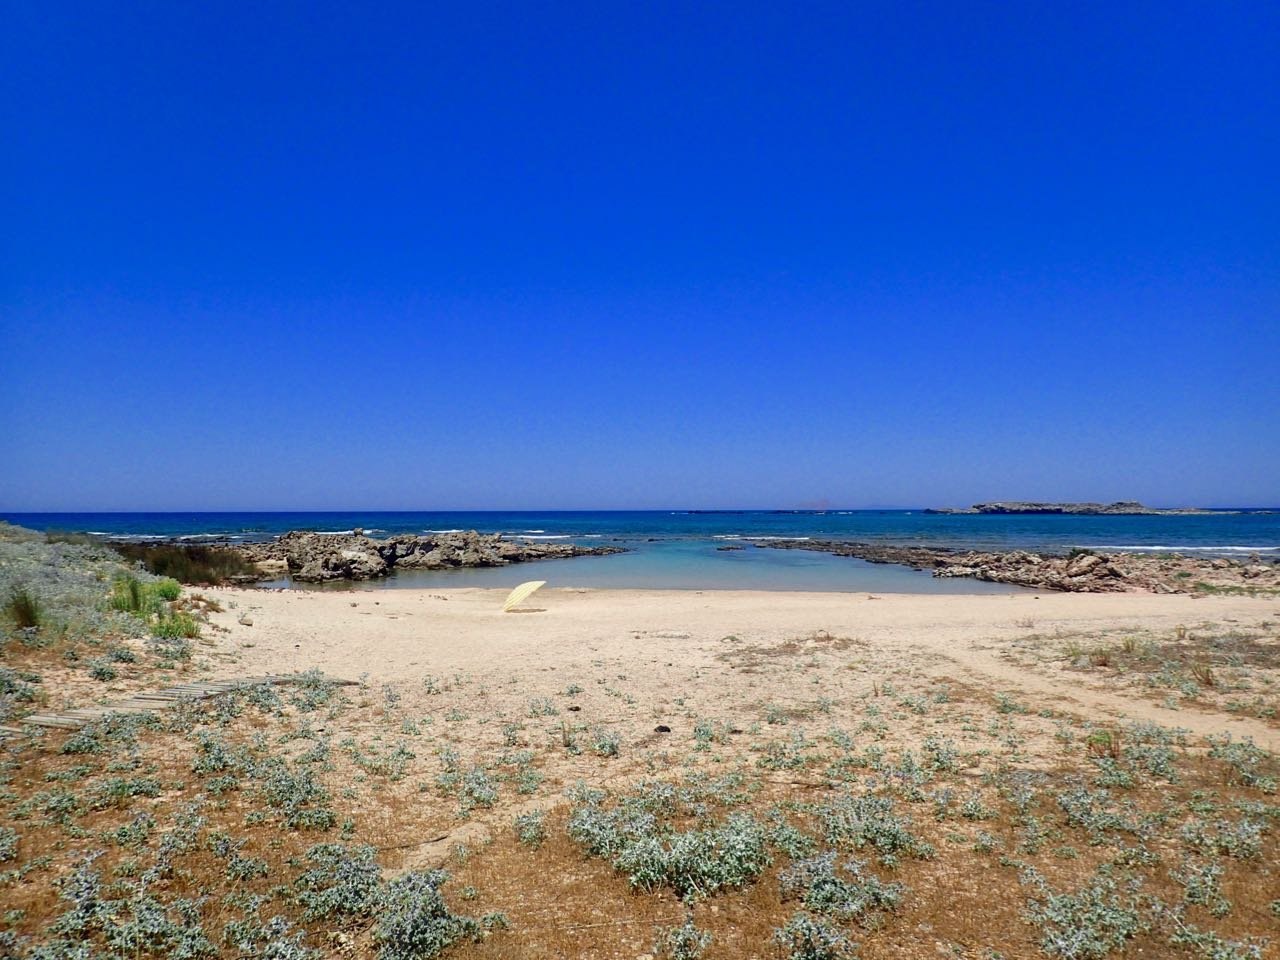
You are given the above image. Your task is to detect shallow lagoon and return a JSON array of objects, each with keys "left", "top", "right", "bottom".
[{"left": 270, "top": 539, "right": 1028, "bottom": 593}]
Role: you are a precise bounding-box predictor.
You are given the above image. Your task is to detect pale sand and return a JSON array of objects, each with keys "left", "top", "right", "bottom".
[{"left": 206, "top": 586, "right": 1280, "bottom": 751}]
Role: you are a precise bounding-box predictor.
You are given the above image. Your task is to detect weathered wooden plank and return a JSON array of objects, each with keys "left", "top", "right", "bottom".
[
  {"left": 66, "top": 705, "right": 155, "bottom": 716},
  {"left": 23, "top": 717, "right": 86, "bottom": 729}
]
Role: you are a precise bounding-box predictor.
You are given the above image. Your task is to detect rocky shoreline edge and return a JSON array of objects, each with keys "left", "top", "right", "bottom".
[
  {"left": 752, "top": 539, "right": 1280, "bottom": 594},
  {"left": 225, "top": 529, "right": 625, "bottom": 582}
]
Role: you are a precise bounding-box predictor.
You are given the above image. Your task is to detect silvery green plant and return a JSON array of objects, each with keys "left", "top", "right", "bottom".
[
  {"left": 225, "top": 914, "right": 317, "bottom": 960},
  {"left": 374, "top": 870, "right": 506, "bottom": 960},
  {"left": 513, "top": 810, "right": 546, "bottom": 848},
  {"left": 766, "top": 810, "right": 817, "bottom": 859},
  {"left": 772, "top": 912, "right": 856, "bottom": 960},
  {"left": 654, "top": 917, "right": 712, "bottom": 959},
  {"left": 1020, "top": 866, "right": 1144, "bottom": 960},
  {"left": 255, "top": 758, "right": 337, "bottom": 830},
  {"left": 0, "top": 826, "right": 18, "bottom": 863},
  {"left": 591, "top": 726, "right": 621, "bottom": 757},
  {"left": 1178, "top": 817, "right": 1263, "bottom": 860},
  {"left": 922, "top": 736, "right": 960, "bottom": 772},
  {"left": 1056, "top": 786, "right": 1142, "bottom": 844},
  {"left": 779, "top": 851, "right": 904, "bottom": 925},
  {"left": 1207, "top": 735, "right": 1276, "bottom": 793},
  {"left": 293, "top": 843, "right": 383, "bottom": 920},
  {"left": 612, "top": 813, "right": 770, "bottom": 900},
  {"left": 457, "top": 767, "right": 498, "bottom": 815},
  {"left": 758, "top": 729, "right": 814, "bottom": 771},
  {"left": 812, "top": 791, "right": 933, "bottom": 865},
  {"left": 1173, "top": 861, "right": 1232, "bottom": 917},
  {"left": 527, "top": 697, "right": 558, "bottom": 717}
]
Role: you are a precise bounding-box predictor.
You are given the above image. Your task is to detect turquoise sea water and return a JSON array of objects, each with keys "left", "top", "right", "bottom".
[{"left": 4, "top": 510, "right": 1277, "bottom": 593}]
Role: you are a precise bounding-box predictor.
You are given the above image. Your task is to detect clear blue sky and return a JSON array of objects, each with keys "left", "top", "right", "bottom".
[{"left": 2, "top": 2, "right": 1277, "bottom": 510}]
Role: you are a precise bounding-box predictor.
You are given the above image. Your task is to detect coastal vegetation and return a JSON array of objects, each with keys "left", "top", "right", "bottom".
[
  {"left": 4, "top": 588, "right": 41, "bottom": 630},
  {"left": 113, "top": 541, "right": 259, "bottom": 585},
  {"left": 0, "top": 522, "right": 1276, "bottom": 958}
]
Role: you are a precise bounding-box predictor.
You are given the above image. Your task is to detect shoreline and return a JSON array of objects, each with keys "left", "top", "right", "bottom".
[{"left": 754, "top": 538, "right": 1280, "bottom": 594}]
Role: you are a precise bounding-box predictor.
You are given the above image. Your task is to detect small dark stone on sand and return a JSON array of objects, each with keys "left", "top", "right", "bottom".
[{"left": 654, "top": 725, "right": 671, "bottom": 733}]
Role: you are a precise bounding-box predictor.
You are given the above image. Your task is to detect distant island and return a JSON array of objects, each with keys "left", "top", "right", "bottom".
[{"left": 923, "top": 500, "right": 1220, "bottom": 516}]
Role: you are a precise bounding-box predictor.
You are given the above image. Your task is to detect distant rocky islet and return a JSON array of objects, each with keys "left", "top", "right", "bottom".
[{"left": 923, "top": 500, "right": 1224, "bottom": 516}]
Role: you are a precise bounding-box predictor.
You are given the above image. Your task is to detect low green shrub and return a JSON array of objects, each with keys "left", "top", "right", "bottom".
[
  {"left": 375, "top": 870, "right": 507, "bottom": 960},
  {"left": 1021, "top": 867, "right": 1144, "bottom": 959},
  {"left": 154, "top": 612, "right": 200, "bottom": 640},
  {"left": 514, "top": 810, "right": 546, "bottom": 848},
  {"left": 87, "top": 659, "right": 118, "bottom": 682},
  {"left": 773, "top": 912, "right": 856, "bottom": 960},
  {"left": 152, "top": 578, "right": 182, "bottom": 601},
  {"left": 654, "top": 917, "right": 712, "bottom": 959},
  {"left": 779, "top": 852, "right": 904, "bottom": 925},
  {"left": 812, "top": 792, "right": 934, "bottom": 865}
]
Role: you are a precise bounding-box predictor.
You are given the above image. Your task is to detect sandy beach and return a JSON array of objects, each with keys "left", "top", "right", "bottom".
[{"left": 208, "top": 586, "right": 1279, "bottom": 751}]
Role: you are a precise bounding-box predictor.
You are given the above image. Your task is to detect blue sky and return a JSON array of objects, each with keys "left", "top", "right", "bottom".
[{"left": 2, "top": 2, "right": 1277, "bottom": 510}]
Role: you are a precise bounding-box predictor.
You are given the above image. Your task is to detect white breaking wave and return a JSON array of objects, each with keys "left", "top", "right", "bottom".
[
  {"left": 713, "top": 534, "right": 811, "bottom": 541},
  {"left": 1087, "top": 545, "right": 1278, "bottom": 553},
  {"left": 424, "top": 529, "right": 463, "bottom": 534},
  {"left": 517, "top": 534, "right": 572, "bottom": 540},
  {"left": 524, "top": 529, "right": 546, "bottom": 533},
  {"left": 315, "top": 530, "right": 356, "bottom": 535}
]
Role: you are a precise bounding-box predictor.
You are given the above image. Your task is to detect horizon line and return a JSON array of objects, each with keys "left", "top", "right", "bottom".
[{"left": 5, "top": 505, "right": 1278, "bottom": 515}]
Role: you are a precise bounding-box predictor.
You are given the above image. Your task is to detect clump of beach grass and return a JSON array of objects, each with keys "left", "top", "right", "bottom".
[
  {"left": 5, "top": 587, "right": 42, "bottom": 629},
  {"left": 113, "top": 541, "right": 257, "bottom": 585}
]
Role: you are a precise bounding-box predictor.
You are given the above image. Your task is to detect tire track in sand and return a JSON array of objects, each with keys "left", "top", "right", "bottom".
[{"left": 929, "top": 642, "right": 1278, "bottom": 752}]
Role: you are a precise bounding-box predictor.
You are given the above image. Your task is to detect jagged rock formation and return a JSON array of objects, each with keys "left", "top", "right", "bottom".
[
  {"left": 924, "top": 501, "right": 1220, "bottom": 515},
  {"left": 751, "top": 539, "right": 1280, "bottom": 594},
  {"left": 234, "top": 530, "right": 624, "bottom": 582}
]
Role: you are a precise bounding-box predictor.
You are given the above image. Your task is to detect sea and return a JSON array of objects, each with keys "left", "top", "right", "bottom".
[{"left": 4, "top": 510, "right": 1277, "bottom": 593}]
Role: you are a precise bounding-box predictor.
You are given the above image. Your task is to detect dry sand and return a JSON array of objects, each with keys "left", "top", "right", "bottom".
[{"left": 207, "top": 586, "right": 1279, "bottom": 751}]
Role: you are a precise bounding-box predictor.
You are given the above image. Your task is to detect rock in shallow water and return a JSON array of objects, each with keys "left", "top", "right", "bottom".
[
  {"left": 751, "top": 539, "right": 1280, "bottom": 595},
  {"left": 235, "top": 530, "right": 624, "bottom": 582}
]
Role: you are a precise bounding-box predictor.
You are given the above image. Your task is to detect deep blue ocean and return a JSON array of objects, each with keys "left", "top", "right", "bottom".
[{"left": 4, "top": 510, "right": 1277, "bottom": 593}]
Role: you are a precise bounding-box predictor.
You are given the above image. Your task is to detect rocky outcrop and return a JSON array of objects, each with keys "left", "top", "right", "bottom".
[
  {"left": 234, "top": 530, "right": 624, "bottom": 582},
  {"left": 924, "top": 501, "right": 1221, "bottom": 516},
  {"left": 751, "top": 540, "right": 1280, "bottom": 594}
]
